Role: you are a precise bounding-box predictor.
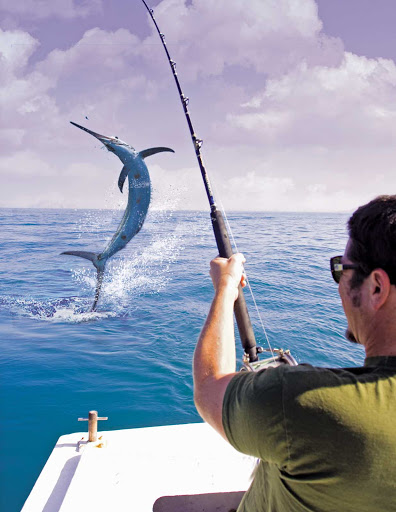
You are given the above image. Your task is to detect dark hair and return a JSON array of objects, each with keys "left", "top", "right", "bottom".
[{"left": 348, "top": 195, "right": 396, "bottom": 287}]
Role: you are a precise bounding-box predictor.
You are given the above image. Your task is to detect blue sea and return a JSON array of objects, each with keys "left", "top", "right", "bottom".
[{"left": 0, "top": 208, "right": 365, "bottom": 511}]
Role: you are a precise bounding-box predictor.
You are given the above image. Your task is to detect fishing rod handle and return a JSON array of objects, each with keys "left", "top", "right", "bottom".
[{"left": 210, "top": 209, "right": 258, "bottom": 362}]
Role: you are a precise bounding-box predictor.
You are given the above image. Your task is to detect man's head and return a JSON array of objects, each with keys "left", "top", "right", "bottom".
[
  {"left": 347, "top": 195, "right": 396, "bottom": 288},
  {"left": 340, "top": 195, "right": 396, "bottom": 349}
]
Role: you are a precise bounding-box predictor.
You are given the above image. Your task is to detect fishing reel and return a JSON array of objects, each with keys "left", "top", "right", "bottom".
[{"left": 240, "top": 347, "right": 298, "bottom": 372}]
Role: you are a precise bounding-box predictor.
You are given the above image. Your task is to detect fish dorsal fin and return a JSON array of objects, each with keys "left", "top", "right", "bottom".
[
  {"left": 139, "top": 147, "right": 175, "bottom": 160},
  {"left": 118, "top": 165, "right": 129, "bottom": 193},
  {"left": 118, "top": 148, "right": 175, "bottom": 192}
]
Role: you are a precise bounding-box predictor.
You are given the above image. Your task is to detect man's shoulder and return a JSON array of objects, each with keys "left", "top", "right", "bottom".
[
  {"left": 281, "top": 361, "right": 381, "bottom": 380},
  {"left": 232, "top": 362, "right": 374, "bottom": 398},
  {"left": 261, "top": 362, "right": 396, "bottom": 414},
  {"left": 281, "top": 362, "right": 361, "bottom": 375},
  {"left": 277, "top": 362, "right": 371, "bottom": 390},
  {"left": 226, "top": 361, "right": 381, "bottom": 408},
  {"left": 250, "top": 361, "right": 367, "bottom": 380}
]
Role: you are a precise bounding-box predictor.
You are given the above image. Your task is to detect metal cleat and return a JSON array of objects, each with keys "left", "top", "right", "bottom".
[{"left": 78, "top": 410, "right": 108, "bottom": 442}]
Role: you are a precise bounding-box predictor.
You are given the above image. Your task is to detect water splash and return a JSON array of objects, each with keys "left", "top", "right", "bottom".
[
  {"left": 0, "top": 295, "right": 116, "bottom": 323},
  {"left": 62, "top": 190, "right": 186, "bottom": 319},
  {"left": 71, "top": 221, "right": 185, "bottom": 313}
]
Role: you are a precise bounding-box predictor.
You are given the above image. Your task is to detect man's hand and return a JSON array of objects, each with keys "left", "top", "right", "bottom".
[{"left": 210, "top": 253, "right": 247, "bottom": 301}]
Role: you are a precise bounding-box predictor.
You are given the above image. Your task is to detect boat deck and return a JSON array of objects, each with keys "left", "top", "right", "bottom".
[{"left": 22, "top": 422, "right": 256, "bottom": 511}]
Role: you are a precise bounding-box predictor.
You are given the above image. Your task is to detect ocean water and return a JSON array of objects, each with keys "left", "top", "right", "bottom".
[{"left": 0, "top": 208, "right": 365, "bottom": 511}]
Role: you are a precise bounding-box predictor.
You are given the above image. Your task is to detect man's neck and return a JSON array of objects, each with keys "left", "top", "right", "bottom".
[
  {"left": 365, "top": 345, "right": 396, "bottom": 358},
  {"left": 362, "top": 294, "right": 396, "bottom": 357},
  {"left": 364, "top": 319, "right": 396, "bottom": 357}
]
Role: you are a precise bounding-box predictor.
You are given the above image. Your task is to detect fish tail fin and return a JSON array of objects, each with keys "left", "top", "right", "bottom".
[
  {"left": 61, "top": 251, "right": 106, "bottom": 311},
  {"left": 61, "top": 250, "right": 100, "bottom": 268},
  {"left": 139, "top": 147, "right": 175, "bottom": 160}
]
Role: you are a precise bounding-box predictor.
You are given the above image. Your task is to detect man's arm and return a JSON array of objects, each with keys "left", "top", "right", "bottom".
[{"left": 193, "top": 253, "right": 246, "bottom": 439}]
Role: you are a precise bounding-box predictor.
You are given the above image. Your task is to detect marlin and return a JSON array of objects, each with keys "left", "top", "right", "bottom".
[{"left": 62, "top": 121, "right": 174, "bottom": 311}]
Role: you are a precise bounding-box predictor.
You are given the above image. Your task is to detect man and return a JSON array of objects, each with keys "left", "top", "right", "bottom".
[{"left": 193, "top": 195, "right": 396, "bottom": 512}]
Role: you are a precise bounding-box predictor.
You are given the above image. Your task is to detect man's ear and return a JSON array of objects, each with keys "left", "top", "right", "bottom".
[{"left": 368, "top": 268, "right": 390, "bottom": 310}]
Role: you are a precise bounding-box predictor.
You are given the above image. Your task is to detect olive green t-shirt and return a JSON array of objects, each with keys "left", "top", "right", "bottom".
[{"left": 222, "top": 357, "right": 396, "bottom": 512}]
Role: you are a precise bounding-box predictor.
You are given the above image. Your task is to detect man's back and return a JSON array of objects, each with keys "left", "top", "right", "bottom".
[{"left": 222, "top": 357, "right": 396, "bottom": 511}]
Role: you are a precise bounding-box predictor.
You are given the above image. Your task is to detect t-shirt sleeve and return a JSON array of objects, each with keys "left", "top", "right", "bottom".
[{"left": 222, "top": 367, "right": 288, "bottom": 464}]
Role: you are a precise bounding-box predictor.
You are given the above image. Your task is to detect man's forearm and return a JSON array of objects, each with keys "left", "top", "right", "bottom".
[
  {"left": 194, "top": 283, "right": 237, "bottom": 380},
  {"left": 193, "top": 283, "right": 238, "bottom": 435}
]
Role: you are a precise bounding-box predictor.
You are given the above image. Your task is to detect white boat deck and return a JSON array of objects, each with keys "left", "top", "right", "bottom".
[{"left": 22, "top": 422, "right": 255, "bottom": 511}]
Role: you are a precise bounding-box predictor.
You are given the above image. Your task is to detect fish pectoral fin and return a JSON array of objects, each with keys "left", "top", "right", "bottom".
[
  {"left": 139, "top": 147, "right": 175, "bottom": 160},
  {"left": 118, "top": 165, "right": 129, "bottom": 193}
]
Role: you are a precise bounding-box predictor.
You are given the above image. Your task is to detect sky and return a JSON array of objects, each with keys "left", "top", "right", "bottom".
[{"left": 1, "top": 0, "right": 396, "bottom": 212}]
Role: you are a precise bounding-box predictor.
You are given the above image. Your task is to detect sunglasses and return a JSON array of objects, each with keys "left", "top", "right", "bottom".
[{"left": 330, "top": 255, "right": 360, "bottom": 284}]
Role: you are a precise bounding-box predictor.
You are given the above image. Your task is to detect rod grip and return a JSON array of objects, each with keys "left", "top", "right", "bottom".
[{"left": 210, "top": 209, "right": 258, "bottom": 362}]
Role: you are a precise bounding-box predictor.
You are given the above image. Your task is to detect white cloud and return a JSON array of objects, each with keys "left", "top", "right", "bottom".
[
  {"left": 216, "top": 52, "right": 396, "bottom": 149},
  {"left": 0, "top": 28, "right": 61, "bottom": 158},
  {"left": 301, "top": 186, "right": 373, "bottom": 213},
  {"left": 0, "top": 128, "right": 25, "bottom": 148},
  {"left": 37, "top": 28, "right": 141, "bottom": 81},
  {"left": 0, "top": 26, "right": 153, "bottom": 159},
  {"left": 223, "top": 171, "right": 295, "bottom": 210},
  {"left": 0, "top": 0, "right": 103, "bottom": 20},
  {"left": 227, "top": 110, "right": 293, "bottom": 142},
  {"left": 0, "top": 28, "right": 39, "bottom": 80},
  {"left": 146, "top": 0, "right": 343, "bottom": 79},
  {"left": 0, "top": 151, "right": 55, "bottom": 177}
]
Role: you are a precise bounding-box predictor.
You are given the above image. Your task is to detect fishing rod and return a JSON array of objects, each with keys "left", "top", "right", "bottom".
[{"left": 140, "top": 0, "right": 258, "bottom": 362}]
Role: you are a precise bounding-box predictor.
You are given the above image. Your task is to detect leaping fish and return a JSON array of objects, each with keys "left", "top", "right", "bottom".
[{"left": 62, "top": 121, "right": 174, "bottom": 311}]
